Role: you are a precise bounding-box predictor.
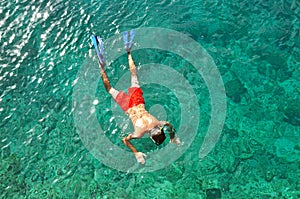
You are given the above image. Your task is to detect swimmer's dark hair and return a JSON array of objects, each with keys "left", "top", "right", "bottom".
[
  {"left": 150, "top": 122, "right": 176, "bottom": 146},
  {"left": 151, "top": 130, "right": 166, "bottom": 146}
]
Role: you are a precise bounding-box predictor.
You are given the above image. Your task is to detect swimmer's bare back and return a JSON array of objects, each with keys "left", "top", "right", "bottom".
[{"left": 127, "top": 104, "right": 160, "bottom": 137}]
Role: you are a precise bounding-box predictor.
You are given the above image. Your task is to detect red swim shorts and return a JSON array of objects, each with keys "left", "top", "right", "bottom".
[{"left": 115, "top": 87, "right": 145, "bottom": 112}]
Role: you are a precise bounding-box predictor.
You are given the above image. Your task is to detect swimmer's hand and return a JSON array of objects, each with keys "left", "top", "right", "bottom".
[
  {"left": 134, "top": 152, "right": 146, "bottom": 164},
  {"left": 170, "top": 137, "right": 181, "bottom": 145}
]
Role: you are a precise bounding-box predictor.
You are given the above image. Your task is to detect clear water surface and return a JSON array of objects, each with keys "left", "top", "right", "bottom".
[{"left": 0, "top": 0, "right": 299, "bottom": 198}]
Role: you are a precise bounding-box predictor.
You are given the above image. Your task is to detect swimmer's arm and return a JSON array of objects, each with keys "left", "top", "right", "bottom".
[
  {"left": 122, "top": 134, "right": 138, "bottom": 153},
  {"left": 170, "top": 133, "right": 181, "bottom": 145},
  {"left": 169, "top": 131, "right": 180, "bottom": 145},
  {"left": 122, "top": 133, "right": 146, "bottom": 164}
]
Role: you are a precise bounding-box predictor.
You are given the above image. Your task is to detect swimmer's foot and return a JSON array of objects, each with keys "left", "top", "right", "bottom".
[
  {"left": 90, "top": 34, "right": 105, "bottom": 66},
  {"left": 123, "top": 29, "right": 136, "bottom": 52}
]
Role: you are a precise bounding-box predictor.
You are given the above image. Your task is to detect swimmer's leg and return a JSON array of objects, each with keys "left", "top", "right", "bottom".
[
  {"left": 90, "top": 35, "right": 120, "bottom": 99},
  {"left": 99, "top": 65, "right": 119, "bottom": 99},
  {"left": 123, "top": 30, "right": 139, "bottom": 87},
  {"left": 128, "top": 52, "right": 140, "bottom": 88}
]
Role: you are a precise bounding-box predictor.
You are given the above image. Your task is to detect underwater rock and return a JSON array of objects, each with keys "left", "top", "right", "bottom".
[
  {"left": 264, "top": 53, "right": 287, "bottom": 70},
  {"left": 275, "top": 138, "right": 300, "bottom": 163},
  {"left": 283, "top": 99, "right": 300, "bottom": 126},
  {"left": 218, "top": 65, "right": 229, "bottom": 76},
  {"left": 225, "top": 79, "right": 247, "bottom": 103},
  {"left": 227, "top": 158, "right": 241, "bottom": 173},
  {"left": 277, "top": 67, "right": 293, "bottom": 82},
  {"left": 205, "top": 188, "right": 222, "bottom": 199},
  {"left": 265, "top": 169, "right": 276, "bottom": 182},
  {"left": 231, "top": 139, "right": 254, "bottom": 160},
  {"left": 0, "top": 153, "right": 26, "bottom": 197},
  {"left": 257, "top": 64, "right": 268, "bottom": 76},
  {"left": 223, "top": 125, "right": 239, "bottom": 137}
]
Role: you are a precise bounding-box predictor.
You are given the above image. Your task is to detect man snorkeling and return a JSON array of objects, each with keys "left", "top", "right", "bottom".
[{"left": 90, "top": 30, "right": 180, "bottom": 164}]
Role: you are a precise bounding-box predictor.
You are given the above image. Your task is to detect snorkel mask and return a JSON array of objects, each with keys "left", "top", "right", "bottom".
[{"left": 149, "top": 123, "right": 175, "bottom": 145}]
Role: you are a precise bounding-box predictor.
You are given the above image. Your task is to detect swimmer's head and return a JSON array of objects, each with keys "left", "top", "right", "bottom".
[{"left": 149, "top": 122, "right": 175, "bottom": 145}]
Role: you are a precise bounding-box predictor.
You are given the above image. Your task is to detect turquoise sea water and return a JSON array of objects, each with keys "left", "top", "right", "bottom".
[{"left": 1, "top": 0, "right": 300, "bottom": 198}]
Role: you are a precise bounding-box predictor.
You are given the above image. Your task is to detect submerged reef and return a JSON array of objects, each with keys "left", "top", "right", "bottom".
[
  {"left": 275, "top": 137, "right": 300, "bottom": 163},
  {"left": 225, "top": 78, "right": 247, "bottom": 103},
  {"left": 0, "top": 150, "right": 26, "bottom": 197},
  {"left": 283, "top": 99, "right": 300, "bottom": 126}
]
